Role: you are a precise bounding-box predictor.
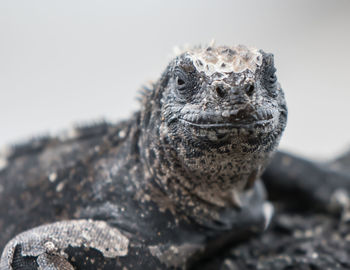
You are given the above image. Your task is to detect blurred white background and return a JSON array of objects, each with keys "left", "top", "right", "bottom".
[{"left": 0, "top": 0, "right": 349, "bottom": 159}]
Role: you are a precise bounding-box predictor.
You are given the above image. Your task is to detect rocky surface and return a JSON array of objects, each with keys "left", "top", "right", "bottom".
[{"left": 197, "top": 202, "right": 350, "bottom": 270}]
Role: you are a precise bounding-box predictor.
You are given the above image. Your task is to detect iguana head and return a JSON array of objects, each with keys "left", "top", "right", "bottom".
[
  {"left": 159, "top": 45, "right": 287, "bottom": 143},
  {"left": 141, "top": 44, "right": 287, "bottom": 208}
]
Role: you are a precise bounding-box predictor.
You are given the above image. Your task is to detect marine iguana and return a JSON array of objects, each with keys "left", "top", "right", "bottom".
[{"left": 0, "top": 44, "right": 347, "bottom": 269}]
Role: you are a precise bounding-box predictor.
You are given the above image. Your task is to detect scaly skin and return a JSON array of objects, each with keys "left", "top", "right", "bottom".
[{"left": 0, "top": 44, "right": 287, "bottom": 269}]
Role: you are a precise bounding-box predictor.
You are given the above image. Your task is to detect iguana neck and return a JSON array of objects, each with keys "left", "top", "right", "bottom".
[{"left": 138, "top": 115, "right": 276, "bottom": 225}]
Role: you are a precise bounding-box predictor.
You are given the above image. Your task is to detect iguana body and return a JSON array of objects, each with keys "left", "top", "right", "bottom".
[{"left": 1, "top": 44, "right": 346, "bottom": 269}]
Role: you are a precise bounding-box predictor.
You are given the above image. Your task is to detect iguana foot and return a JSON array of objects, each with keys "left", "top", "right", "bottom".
[{"left": 0, "top": 219, "right": 129, "bottom": 270}]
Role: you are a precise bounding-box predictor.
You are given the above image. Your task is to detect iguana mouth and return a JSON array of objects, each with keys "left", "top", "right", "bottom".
[
  {"left": 179, "top": 118, "right": 274, "bottom": 129},
  {"left": 179, "top": 107, "right": 276, "bottom": 130}
]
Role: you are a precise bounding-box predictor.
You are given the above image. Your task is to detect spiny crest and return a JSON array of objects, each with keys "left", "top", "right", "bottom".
[
  {"left": 5, "top": 135, "right": 53, "bottom": 160},
  {"left": 137, "top": 81, "right": 156, "bottom": 105},
  {"left": 176, "top": 44, "right": 263, "bottom": 74},
  {"left": 72, "top": 119, "right": 111, "bottom": 139},
  {"left": 1, "top": 120, "right": 112, "bottom": 162}
]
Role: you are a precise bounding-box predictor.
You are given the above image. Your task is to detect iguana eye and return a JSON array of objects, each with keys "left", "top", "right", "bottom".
[
  {"left": 173, "top": 64, "right": 198, "bottom": 99},
  {"left": 174, "top": 69, "right": 190, "bottom": 94},
  {"left": 176, "top": 76, "right": 186, "bottom": 89}
]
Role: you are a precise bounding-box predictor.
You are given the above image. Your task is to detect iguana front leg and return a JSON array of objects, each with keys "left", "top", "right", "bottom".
[{"left": 0, "top": 219, "right": 129, "bottom": 270}]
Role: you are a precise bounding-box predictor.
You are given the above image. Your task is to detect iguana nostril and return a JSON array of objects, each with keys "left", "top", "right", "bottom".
[
  {"left": 215, "top": 85, "right": 226, "bottom": 98},
  {"left": 245, "top": 84, "right": 255, "bottom": 96}
]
